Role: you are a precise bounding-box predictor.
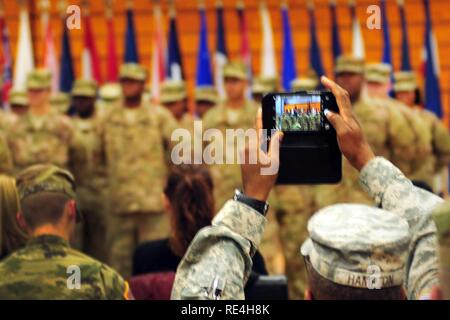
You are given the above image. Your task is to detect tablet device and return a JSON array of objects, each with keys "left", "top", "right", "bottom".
[{"left": 262, "top": 91, "right": 342, "bottom": 184}]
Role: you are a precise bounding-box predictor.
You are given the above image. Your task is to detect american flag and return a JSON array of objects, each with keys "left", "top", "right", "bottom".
[{"left": 0, "top": 11, "right": 13, "bottom": 106}]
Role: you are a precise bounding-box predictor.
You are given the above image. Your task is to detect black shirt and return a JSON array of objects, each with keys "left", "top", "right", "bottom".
[{"left": 133, "top": 238, "right": 269, "bottom": 276}]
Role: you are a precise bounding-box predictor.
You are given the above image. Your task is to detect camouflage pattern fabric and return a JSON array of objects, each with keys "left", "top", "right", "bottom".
[
  {"left": 70, "top": 116, "right": 109, "bottom": 263},
  {"left": 171, "top": 200, "right": 267, "bottom": 300},
  {"left": 172, "top": 157, "right": 442, "bottom": 300},
  {"left": 360, "top": 157, "right": 442, "bottom": 300},
  {"left": 7, "top": 112, "right": 74, "bottom": 173},
  {"left": 301, "top": 204, "right": 411, "bottom": 289},
  {"left": 0, "top": 235, "right": 128, "bottom": 300},
  {"left": 100, "top": 103, "right": 177, "bottom": 277}
]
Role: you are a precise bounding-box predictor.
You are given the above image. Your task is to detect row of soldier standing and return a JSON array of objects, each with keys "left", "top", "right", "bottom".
[{"left": 0, "top": 55, "right": 449, "bottom": 299}]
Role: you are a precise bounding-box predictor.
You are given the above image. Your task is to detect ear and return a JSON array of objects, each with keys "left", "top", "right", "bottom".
[
  {"left": 304, "top": 288, "right": 314, "bottom": 300},
  {"left": 16, "top": 212, "right": 28, "bottom": 231}
]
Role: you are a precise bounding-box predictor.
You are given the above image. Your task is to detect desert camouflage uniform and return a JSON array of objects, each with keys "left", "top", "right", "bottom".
[
  {"left": 70, "top": 115, "right": 109, "bottom": 263},
  {"left": 7, "top": 111, "right": 74, "bottom": 173},
  {"left": 0, "top": 111, "right": 15, "bottom": 174},
  {"left": 101, "top": 102, "right": 178, "bottom": 278},
  {"left": 171, "top": 157, "right": 442, "bottom": 300},
  {"left": 0, "top": 235, "right": 128, "bottom": 300}
]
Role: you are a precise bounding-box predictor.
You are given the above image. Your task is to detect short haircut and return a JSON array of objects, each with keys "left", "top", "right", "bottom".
[
  {"left": 305, "top": 258, "right": 404, "bottom": 300},
  {"left": 20, "top": 192, "right": 70, "bottom": 229}
]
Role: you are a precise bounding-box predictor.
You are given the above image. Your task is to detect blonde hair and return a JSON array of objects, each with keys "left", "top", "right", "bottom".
[{"left": 0, "top": 175, "right": 28, "bottom": 258}]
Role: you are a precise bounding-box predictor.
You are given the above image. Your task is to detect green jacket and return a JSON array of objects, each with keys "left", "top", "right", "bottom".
[{"left": 0, "top": 235, "right": 128, "bottom": 300}]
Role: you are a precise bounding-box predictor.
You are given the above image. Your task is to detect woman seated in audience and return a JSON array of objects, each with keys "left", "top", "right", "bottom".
[
  {"left": 0, "top": 175, "right": 28, "bottom": 260},
  {"left": 133, "top": 164, "right": 268, "bottom": 276}
]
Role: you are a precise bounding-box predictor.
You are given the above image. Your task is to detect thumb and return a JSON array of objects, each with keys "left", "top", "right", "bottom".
[
  {"left": 269, "top": 131, "right": 283, "bottom": 162},
  {"left": 324, "top": 109, "right": 346, "bottom": 135}
]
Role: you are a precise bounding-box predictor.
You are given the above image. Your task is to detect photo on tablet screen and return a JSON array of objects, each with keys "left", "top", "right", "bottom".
[{"left": 274, "top": 94, "right": 323, "bottom": 132}]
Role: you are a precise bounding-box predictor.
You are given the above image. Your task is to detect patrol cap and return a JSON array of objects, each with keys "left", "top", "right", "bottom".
[
  {"left": 393, "top": 71, "right": 418, "bottom": 92},
  {"left": 99, "top": 83, "right": 122, "bottom": 102},
  {"left": 50, "top": 92, "right": 71, "bottom": 113},
  {"left": 9, "top": 90, "right": 28, "bottom": 106},
  {"left": 16, "top": 164, "right": 77, "bottom": 201},
  {"left": 365, "top": 63, "right": 392, "bottom": 84},
  {"left": 71, "top": 79, "right": 98, "bottom": 98},
  {"left": 335, "top": 55, "right": 365, "bottom": 75},
  {"left": 223, "top": 60, "right": 248, "bottom": 80},
  {"left": 301, "top": 204, "right": 411, "bottom": 289},
  {"left": 195, "top": 86, "right": 219, "bottom": 104},
  {"left": 291, "top": 77, "right": 319, "bottom": 91},
  {"left": 160, "top": 80, "right": 187, "bottom": 104},
  {"left": 119, "top": 63, "right": 148, "bottom": 81},
  {"left": 252, "top": 76, "right": 278, "bottom": 94},
  {"left": 26, "top": 69, "right": 52, "bottom": 90}
]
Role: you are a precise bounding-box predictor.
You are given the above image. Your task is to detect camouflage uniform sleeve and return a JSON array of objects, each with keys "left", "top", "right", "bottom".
[
  {"left": 359, "top": 157, "right": 442, "bottom": 300},
  {"left": 100, "top": 264, "right": 129, "bottom": 300},
  {"left": 0, "top": 132, "right": 13, "bottom": 175},
  {"left": 171, "top": 200, "right": 267, "bottom": 300},
  {"left": 431, "top": 115, "right": 450, "bottom": 171}
]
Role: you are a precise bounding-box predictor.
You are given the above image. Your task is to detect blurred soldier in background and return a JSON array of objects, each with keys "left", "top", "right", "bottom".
[
  {"left": 364, "top": 63, "right": 428, "bottom": 178},
  {"left": 291, "top": 76, "right": 319, "bottom": 92},
  {"left": 9, "top": 90, "right": 29, "bottom": 116},
  {"left": 202, "top": 60, "right": 258, "bottom": 209},
  {"left": 69, "top": 79, "right": 109, "bottom": 263},
  {"left": 97, "top": 83, "right": 122, "bottom": 117},
  {"left": 101, "top": 63, "right": 178, "bottom": 278},
  {"left": 194, "top": 86, "right": 219, "bottom": 118},
  {"left": 50, "top": 92, "right": 71, "bottom": 115},
  {"left": 251, "top": 76, "right": 278, "bottom": 103},
  {"left": 0, "top": 164, "right": 130, "bottom": 299},
  {"left": 393, "top": 71, "right": 450, "bottom": 193},
  {"left": 6, "top": 69, "right": 74, "bottom": 173},
  {"left": 160, "top": 80, "right": 192, "bottom": 130}
]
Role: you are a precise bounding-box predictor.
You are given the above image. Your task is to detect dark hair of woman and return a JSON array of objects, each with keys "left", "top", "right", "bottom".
[{"left": 164, "top": 165, "right": 215, "bottom": 257}]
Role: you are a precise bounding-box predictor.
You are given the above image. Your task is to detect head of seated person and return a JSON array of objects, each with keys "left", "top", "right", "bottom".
[
  {"left": 15, "top": 165, "right": 79, "bottom": 240},
  {"left": 164, "top": 164, "right": 215, "bottom": 257},
  {"left": 302, "top": 204, "right": 410, "bottom": 300},
  {"left": 0, "top": 175, "right": 29, "bottom": 259}
]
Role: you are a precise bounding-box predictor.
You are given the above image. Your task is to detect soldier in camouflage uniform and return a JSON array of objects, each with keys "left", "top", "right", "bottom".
[
  {"left": 194, "top": 86, "right": 219, "bottom": 119},
  {"left": 0, "top": 164, "right": 131, "bottom": 299},
  {"left": 9, "top": 90, "right": 29, "bottom": 116},
  {"left": 393, "top": 71, "right": 450, "bottom": 192},
  {"left": 69, "top": 79, "right": 109, "bottom": 263},
  {"left": 100, "top": 63, "right": 178, "bottom": 278},
  {"left": 290, "top": 76, "right": 319, "bottom": 92},
  {"left": 97, "top": 83, "right": 122, "bottom": 118},
  {"left": 6, "top": 69, "right": 74, "bottom": 174},
  {"left": 171, "top": 76, "right": 442, "bottom": 300},
  {"left": 364, "top": 63, "right": 429, "bottom": 178},
  {"left": 160, "top": 80, "right": 194, "bottom": 131},
  {"left": 202, "top": 60, "right": 259, "bottom": 209}
]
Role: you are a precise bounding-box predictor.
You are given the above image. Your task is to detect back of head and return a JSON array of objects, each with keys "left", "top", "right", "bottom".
[
  {"left": 15, "top": 164, "right": 78, "bottom": 231},
  {"left": 302, "top": 204, "right": 410, "bottom": 300},
  {"left": 164, "top": 165, "right": 214, "bottom": 257},
  {"left": 0, "top": 175, "right": 28, "bottom": 258}
]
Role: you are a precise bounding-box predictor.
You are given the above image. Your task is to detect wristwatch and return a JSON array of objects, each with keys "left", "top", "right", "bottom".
[{"left": 234, "top": 189, "right": 269, "bottom": 216}]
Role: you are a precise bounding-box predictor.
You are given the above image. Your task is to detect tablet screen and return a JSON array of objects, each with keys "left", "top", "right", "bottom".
[{"left": 274, "top": 94, "right": 323, "bottom": 132}]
